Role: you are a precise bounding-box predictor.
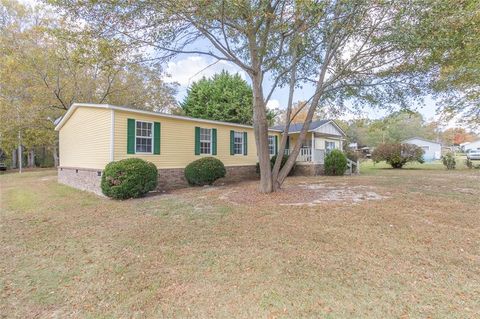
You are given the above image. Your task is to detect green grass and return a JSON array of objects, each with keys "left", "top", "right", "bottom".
[
  {"left": 1, "top": 169, "right": 479, "bottom": 318},
  {"left": 360, "top": 154, "right": 472, "bottom": 174}
]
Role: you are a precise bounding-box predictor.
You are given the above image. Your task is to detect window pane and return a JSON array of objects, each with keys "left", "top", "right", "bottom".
[
  {"left": 268, "top": 136, "right": 275, "bottom": 155},
  {"left": 136, "top": 121, "right": 152, "bottom": 137},
  {"left": 200, "top": 128, "right": 211, "bottom": 154},
  {"left": 233, "top": 131, "right": 243, "bottom": 155}
]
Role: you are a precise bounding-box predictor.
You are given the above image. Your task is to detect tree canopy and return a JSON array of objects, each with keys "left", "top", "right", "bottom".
[
  {"left": 181, "top": 71, "right": 275, "bottom": 125},
  {"left": 398, "top": 0, "right": 480, "bottom": 128},
  {"left": 0, "top": 0, "right": 178, "bottom": 167}
]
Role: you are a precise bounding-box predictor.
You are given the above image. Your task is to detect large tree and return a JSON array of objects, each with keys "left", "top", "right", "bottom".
[
  {"left": 0, "top": 0, "right": 178, "bottom": 168},
  {"left": 398, "top": 0, "right": 480, "bottom": 129},
  {"left": 181, "top": 70, "right": 275, "bottom": 125},
  {"left": 53, "top": 0, "right": 431, "bottom": 192}
]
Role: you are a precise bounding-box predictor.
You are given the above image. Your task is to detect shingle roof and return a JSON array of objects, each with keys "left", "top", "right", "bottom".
[
  {"left": 402, "top": 137, "right": 442, "bottom": 146},
  {"left": 272, "top": 119, "right": 331, "bottom": 133}
]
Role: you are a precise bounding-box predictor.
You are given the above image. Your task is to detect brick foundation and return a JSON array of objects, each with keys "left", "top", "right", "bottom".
[
  {"left": 58, "top": 167, "right": 104, "bottom": 196},
  {"left": 58, "top": 164, "right": 325, "bottom": 196},
  {"left": 58, "top": 165, "right": 259, "bottom": 195},
  {"left": 293, "top": 163, "right": 324, "bottom": 176}
]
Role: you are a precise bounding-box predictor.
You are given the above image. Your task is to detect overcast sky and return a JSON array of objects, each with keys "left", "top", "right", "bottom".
[{"left": 164, "top": 54, "right": 440, "bottom": 122}]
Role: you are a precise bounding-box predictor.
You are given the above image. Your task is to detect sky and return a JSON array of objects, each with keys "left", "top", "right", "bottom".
[{"left": 164, "top": 54, "right": 441, "bottom": 123}]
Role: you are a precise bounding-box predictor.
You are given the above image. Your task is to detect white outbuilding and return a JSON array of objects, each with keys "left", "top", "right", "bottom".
[
  {"left": 402, "top": 137, "right": 442, "bottom": 161},
  {"left": 464, "top": 139, "right": 480, "bottom": 152}
]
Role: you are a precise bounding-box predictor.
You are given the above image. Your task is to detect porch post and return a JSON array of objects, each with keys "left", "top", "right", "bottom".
[{"left": 311, "top": 132, "right": 315, "bottom": 162}]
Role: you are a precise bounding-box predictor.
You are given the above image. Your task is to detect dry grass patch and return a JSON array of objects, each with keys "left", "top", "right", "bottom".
[{"left": 1, "top": 168, "right": 479, "bottom": 318}]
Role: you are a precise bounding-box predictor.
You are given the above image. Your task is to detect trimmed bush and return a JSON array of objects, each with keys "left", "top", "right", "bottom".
[
  {"left": 324, "top": 149, "right": 348, "bottom": 176},
  {"left": 184, "top": 157, "right": 226, "bottom": 186},
  {"left": 101, "top": 158, "right": 158, "bottom": 199},
  {"left": 442, "top": 152, "right": 456, "bottom": 170},
  {"left": 372, "top": 143, "right": 424, "bottom": 168},
  {"left": 256, "top": 154, "right": 295, "bottom": 176}
]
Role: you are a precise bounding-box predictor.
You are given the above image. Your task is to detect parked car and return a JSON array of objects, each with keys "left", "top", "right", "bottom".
[
  {"left": 467, "top": 149, "right": 480, "bottom": 160},
  {"left": 0, "top": 163, "right": 7, "bottom": 171}
]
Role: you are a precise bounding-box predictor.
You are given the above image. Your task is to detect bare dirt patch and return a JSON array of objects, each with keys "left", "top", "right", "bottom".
[{"left": 216, "top": 179, "right": 389, "bottom": 207}]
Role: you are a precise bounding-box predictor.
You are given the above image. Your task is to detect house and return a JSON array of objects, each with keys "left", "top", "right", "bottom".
[
  {"left": 272, "top": 120, "right": 346, "bottom": 175},
  {"left": 402, "top": 137, "right": 442, "bottom": 161},
  {"left": 463, "top": 139, "right": 480, "bottom": 152},
  {"left": 54, "top": 103, "right": 346, "bottom": 194}
]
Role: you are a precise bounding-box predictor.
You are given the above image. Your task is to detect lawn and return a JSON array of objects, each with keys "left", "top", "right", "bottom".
[{"left": 1, "top": 166, "right": 479, "bottom": 318}]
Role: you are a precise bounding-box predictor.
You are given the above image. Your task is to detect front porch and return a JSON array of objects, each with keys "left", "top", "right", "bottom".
[
  {"left": 284, "top": 147, "right": 325, "bottom": 164},
  {"left": 272, "top": 120, "right": 359, "bottom": 174}
]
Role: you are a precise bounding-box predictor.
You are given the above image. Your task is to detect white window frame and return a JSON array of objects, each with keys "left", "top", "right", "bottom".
[
  {"left": 135, "top": 120, "right": 153, "bottom": 154},
  {"left": 233, "top": 131, "right": 244, "bottom": 155},
  {"left": 200, "top": 128, "right": 212, "bottom": 155},
  {"left": 268, "top": 136, "right": 276, "bottom": 155}
]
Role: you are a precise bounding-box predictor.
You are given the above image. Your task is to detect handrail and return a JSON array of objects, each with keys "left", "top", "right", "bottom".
[{"left": 346, "top": 158, "right": 360, "bottom": 175}]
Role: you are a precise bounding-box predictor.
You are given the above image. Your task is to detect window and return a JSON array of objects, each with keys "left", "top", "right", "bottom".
[
  {"left": 325, "top": 141, "right": 335, "bottom": 152},
  {"left": 268, "top": 136, "right": 276, "bottom": 155},
  {"left": 200, "top": 128, "right": 212, "bottom": 154},
  {"left": 136, "top": 121, "right": 153, "bottom": 153},
  {"left": 233, "top": 131, "right": 244, "bottom": 155}
]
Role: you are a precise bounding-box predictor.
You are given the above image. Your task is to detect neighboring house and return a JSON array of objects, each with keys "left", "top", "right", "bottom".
[
  {"left": 55, "top": 103, "right": 346, "bottom": 194},
  {"left": 463, "top": 139, "right": 480, "bottom": 152},
  {"left": 402, "top": 137, "right": 442, "bottom": 161}
]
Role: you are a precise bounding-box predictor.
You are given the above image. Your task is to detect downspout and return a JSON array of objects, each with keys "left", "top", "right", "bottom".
[{"left": 110, "top": 109, "right": 115, "bottom": 162}]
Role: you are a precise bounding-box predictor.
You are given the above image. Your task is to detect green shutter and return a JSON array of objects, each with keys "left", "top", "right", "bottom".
[
  {"left": 286, "top": 135, "right": 290, "bottom": 150},
  {"left": 275, "top": 135, "right": 278, "bottom": 155},
  {"left": 153, "top": 122, "right": 161, "bottom": 154},
  {"left": 195, "top": 127, "right": 200, "bottom": 155},
  {"left": 127, "top": 118, "right": 135, "bottom": 154},
  {"left": 212, "top": 128, "right": 217, "bottom": 155},
  {"left": 243, "top": 132, "right": 248, "bottom": 155},
  {"left": 230, "top": 130, "right": 234, "bottom": 155}
]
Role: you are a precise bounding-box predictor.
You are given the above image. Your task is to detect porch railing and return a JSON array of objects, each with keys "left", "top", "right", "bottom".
[{"left": 284, "top": 148, "right": 325, "bottom": 164}]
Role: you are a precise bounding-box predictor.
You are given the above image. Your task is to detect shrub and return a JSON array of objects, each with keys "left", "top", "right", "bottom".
[
  {"left": 256, "top": 154, "right": 295, "bottom": 176},
  {"left": 442, "top": 152, "right": 456, "bottom": 170},
  {"left": 184, "top": 157, "right": 226, "bottom": 186},
  {"left": 101, "top": 158, "right": 158, "bottom": 199},
  {"left": 465, "top": 158, "right": 480, "bottom": 169},
  {"left": 372, "top": 143, "right": 424, "bottom": 168},
  {"left": 465, "top": 158, "right": 473, "bottom": 169},
  {"left": 324, "top": 149, "right": 348, "bottom": 176}
]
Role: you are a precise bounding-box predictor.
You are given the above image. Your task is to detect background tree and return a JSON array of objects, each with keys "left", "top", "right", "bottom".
[
  {"left": 181, "top": 71, "right": 275, "bottom": 125},
  {"left": 0, "top": 0, "right": 178, "bottom": 169},
  {"left": 399, "top": 0, "right": 480, "bottom": 129},
  {"left": 441, "top": 128, "right": 477, "bottom": 146}
]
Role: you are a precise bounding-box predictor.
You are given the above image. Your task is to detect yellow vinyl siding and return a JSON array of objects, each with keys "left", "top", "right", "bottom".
[
  {"left": 114, "top": 110, "right": 281, "bottom": 168},
  {"left": 314, "top": 137, "right": 341, "bottom": 150},
  {"left": 59, "top": 107, "right": 111, "bottom": 169}
]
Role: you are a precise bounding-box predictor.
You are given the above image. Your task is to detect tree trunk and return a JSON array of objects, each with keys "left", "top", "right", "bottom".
[
  {"left": 11, "top": 149, "right": 17, "bottom": 169},
  {"left": 251, "top": 72, "right": 272, "bottom": 193},
  {"left": 53, "top": 144, "right": 59, "bottom": 168},
  {"left": 28, "top": 148, "right": 35, "bottom": 168}
]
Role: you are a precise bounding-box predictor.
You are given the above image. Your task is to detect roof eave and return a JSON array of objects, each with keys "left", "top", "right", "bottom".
[{"left": 55, "top": 103, "right": 284, "bottom": 132}]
